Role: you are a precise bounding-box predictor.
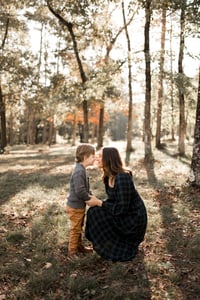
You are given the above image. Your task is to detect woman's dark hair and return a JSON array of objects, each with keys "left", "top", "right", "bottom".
[
  {"left": 102, "top": 147, "right": 129, "bottom": 184},
  {"left": 102, "top": 147, "right": 132, "bottom": 184}
]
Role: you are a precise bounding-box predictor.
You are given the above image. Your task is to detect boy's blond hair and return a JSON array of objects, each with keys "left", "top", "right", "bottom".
[{"left": 75, "top": 144, "right": 95, "bottom": 163}]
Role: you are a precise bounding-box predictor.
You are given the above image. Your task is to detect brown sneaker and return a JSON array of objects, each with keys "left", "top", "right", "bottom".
[
  {"left": 67, "top": 253, "right": 80, "bottom": 261},
  {"left": 68, "top": 249, "right": 78, "bottom": 256}
]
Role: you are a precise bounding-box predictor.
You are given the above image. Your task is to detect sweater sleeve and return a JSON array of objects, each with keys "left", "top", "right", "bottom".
[{"left": 102, "top": 173, "right": 133, "bottom": 216}]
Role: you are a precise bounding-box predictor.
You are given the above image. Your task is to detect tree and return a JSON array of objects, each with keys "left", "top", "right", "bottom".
[
  {"left": 0, "top": 5, "right": 33, "bottom": 149},
  {"left": 0, "top": 15, "right": 9, "bottom": 150},
  {"left": 155, "top": 7, "right": 166, "bottom": 149},
  {"left": 169, "top": 14, "right": 176, "bottom": 141},
  {"left": 144, "top": 0, "right": 153, "bottom": 162},
  {"left": 46, "top": 0, "right": 93, "bottom": 143},
  {"left": 177, "top": 0, "right": 187, "bottom": 156},
  {"left": 122, "top": 0, "right": 134, "bottom": 165},
  {"left": 95, "top": 1, "right": 135, "bottom": 149},
  {"left": 0, "top": 85, "right": 6, "bottom": 150},
  {"left": 189, "top": 66, "right": 200, "bottom": 187}
]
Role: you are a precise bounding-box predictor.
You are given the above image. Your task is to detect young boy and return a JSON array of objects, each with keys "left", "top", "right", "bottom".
[{"left": 66, "top": 143, "right": 96, "bottom": 258}]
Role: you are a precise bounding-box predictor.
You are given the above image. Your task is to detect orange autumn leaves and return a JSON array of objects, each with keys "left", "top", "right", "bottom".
[
  {"left": 64, "top": 103, "right": 109, "bottom": 125},
  {"left": 64, "top": 103, "right": 137, "bottom": 126}
]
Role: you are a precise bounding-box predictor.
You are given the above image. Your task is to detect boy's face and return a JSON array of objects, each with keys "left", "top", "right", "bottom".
[{"left": 84, "top": 153, "right": 96, "bottom": 167}]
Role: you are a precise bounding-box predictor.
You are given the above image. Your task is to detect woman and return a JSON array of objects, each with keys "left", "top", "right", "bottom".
[{"left": 85, "top": 147, "right": 147, "bottom": 262}]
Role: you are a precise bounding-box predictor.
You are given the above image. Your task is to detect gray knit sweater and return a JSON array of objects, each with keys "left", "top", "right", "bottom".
[{"left": 67, "top": 163, "right": 91, "bottom": 209}]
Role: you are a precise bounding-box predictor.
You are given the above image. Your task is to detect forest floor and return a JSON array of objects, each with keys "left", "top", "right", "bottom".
[{"left": 0, "top": 139, "right": 199, "bottom": 300}]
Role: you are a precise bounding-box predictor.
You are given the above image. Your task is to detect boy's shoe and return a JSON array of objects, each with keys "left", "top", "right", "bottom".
[
  {"left": 67, "top": 253, "right": 80, "bottom": 261},
  {"left": 68, "top": 249, "right": 78, "bottom": 257}
]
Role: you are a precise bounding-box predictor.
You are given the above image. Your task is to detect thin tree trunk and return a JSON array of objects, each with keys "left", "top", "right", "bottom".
[
  {"left": 178, "top": 2, "right": 186, "bottom": 156},
  {"left": 0, "top": 17, "right": 9, "bottom": 150},
  {"left": 0, "top": 85, "right": 7, "bottom": 149},
  {"left": 48, "top": 117, "right": 54, "bottom": 146},
  {"left": 144, "top": 0, "right": 153, "bottom": 162},
  {"left": 27, "top": 107, "right": 35, "bottom": 145},
  {"left": 72, "top": 110, "right": 77, "bottom": 146},
  {"left": 189, "top": 66, "right": 200, "bottom": 186},
  {"left": 42, "top": 121, "right": 47, "bottom": 144},
  {"left": 90, "top": 123, "right": 96, "bottom": 144},
  {"left": 169, "top": 16, "right": 175, "bottom": 141},
  {"left": 8, "top": 111, "right": 14, "bottom": 146},
  {"left": 97, "top": 104, "right": 104, "bottom": 149},
  {"left": 0, "top": 17, "right": 9, "bottom": 50},
  {"left": 156, "top": 8, "right": 166, "bottom": 149},
  {"left": 122, "top": 0, "right": 133, "bottom": 165},
  {"left": 37, "top": 23, "right": 44, "bottom": 84}
]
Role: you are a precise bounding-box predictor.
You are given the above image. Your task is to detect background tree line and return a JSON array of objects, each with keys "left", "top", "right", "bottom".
[{"left": 0, "top": 0, "right": 199, "bottom": 184}]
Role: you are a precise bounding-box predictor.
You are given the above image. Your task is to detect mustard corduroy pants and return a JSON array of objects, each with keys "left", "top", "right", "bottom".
[{"left": 66, "top": 205, "right": 85, "bottom": 256}]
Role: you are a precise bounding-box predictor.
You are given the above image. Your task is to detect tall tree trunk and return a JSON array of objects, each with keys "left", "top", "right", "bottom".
[
  {"left": 0, "top": 17, "right": 9, "bottom": 150},
  {"left": 37, "top": 23, "right": 44, "bottom": 85},
  {"left": 97, "top": 103, "right": 104, "bottom": 149},
  {"left": 46, "top": 1, "right": 89, "bottom": 142},
  {"left": 8, "top": 111, "right": 14, "bottom": 146},
  {"left": 189, "top": 66, "right": 200, "bottom": 187},
  {"left": 144, "top": 0, "right": 153, "bottom": 162},
  {"left": 48, "top": 117, "right": 54, "bottom": 146},
  {"left": 72, "top": 109, "right": 77, "bottom": 146},
  {"left": 156, "top": 8, "right": 166, "bottom": 149},
  {"left": 169, "top": 16, "right": 175, "bottom": 141},
  {"left": 42, "top": 121, "right": 47, "bottom": 144},
  {"left": 0, "top": 85, "right": 7, "bottom": 149},
  {"left": 90, "top": 123, "right": 96, "bottom": 144},
  {"left": 122, "top": 0, "right": 133, "bottom": 165},
  {"left": 27, "top": 106, "right": 35, "bottom": 145},
  {"left": 178, "top": 2, "right": 186, "bottom": 156}
]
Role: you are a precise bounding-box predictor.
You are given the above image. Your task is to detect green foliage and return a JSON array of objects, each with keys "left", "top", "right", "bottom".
[{"left": 0, "top": 0, "right": 199, "bottom": 151}]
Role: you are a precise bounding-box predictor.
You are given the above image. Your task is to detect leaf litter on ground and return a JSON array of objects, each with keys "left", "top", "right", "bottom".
[{"left": 0, "top": 141, "right": 199, "bottom": 300}]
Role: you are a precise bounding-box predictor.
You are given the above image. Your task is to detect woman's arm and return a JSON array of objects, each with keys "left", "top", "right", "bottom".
[{"left": 85, "top": 195, "right": 103, "bottom": 207}]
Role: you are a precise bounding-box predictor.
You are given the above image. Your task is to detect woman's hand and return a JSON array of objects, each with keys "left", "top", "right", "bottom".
[{"left": 86, "top": 195, "right": 102, "bottom": 207}]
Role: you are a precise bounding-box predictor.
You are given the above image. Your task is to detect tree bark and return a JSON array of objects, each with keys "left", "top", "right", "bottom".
[
  {"left": 156, "top": 8, "right": 166, "bottom": 149},
  {"left": 0, "top": 17, "right": 9, "bottom": 50},
  {"left": 27, "top": 106, "right": 36, "bottom": 145},
  {"left": 48, "top": 117, "right": 54, "bottom": 146},
  {"left": 0, "top": 85, "right": 7, "bottom": 149},
  {"left": 144, "top": 0, "right": 153, "bottom": 162},
  {"left": 8, "top": 111, "right": 14, "bottom": 146},
  {"left": 72, "top": 109, "right": 77, "bottom": 146},
  {"left": 178, "top": 2, "right": 186, "bottom": 156},
  {"left": 169, "top": 16, "right": 175, "bottom": 141},
  {"left": 42, "top": 121, "right": 47, "bottom": 144},
  {"left": 189, "top": 66, "right": 200, "bottom": 187},
  {"left": 97, "top": 104, "right": 104, "bottom": 149},
  {"left": 0, "top": 17, "right": 9, "bottom": 150},
  {"left": 122, "top": 1, "right": 133, "bottom": 165}
]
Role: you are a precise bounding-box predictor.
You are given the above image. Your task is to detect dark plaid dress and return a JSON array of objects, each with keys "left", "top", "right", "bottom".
[{"left": 85, "top": 172, "right": 147, "bottom": 262}]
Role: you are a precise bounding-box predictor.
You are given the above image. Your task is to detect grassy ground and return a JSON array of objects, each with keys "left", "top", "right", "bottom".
[{"left": 0, "top": 141, "right": 199, "bottom": 300}]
